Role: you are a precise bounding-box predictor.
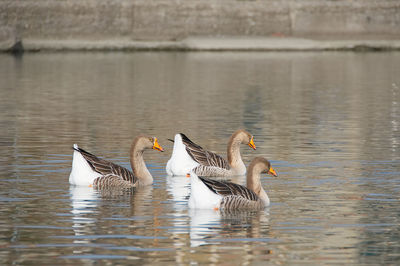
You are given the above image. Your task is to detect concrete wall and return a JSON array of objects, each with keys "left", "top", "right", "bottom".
[{"left": 1, "top": 0, "right": 400, "bottom": 50}]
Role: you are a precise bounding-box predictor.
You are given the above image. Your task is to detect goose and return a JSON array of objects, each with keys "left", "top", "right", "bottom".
[
  {"left": 188, "top": 157, "right": 277, "bottom": 210},
  {"left": 69, "top": 136, "right": 164, "bottom": 188},
  {"left": 166, "top": 129, "right": 256, "bottom": 177}
]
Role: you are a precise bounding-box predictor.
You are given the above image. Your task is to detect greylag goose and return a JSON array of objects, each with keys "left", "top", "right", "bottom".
[
  {"left": 188, "top": 157, "right": 277, "bottom": 210},
  {"left": 166, "top": 129, "right": 256, "bottom": 177},
  {"left": 69, "top": 136, "right": 164, "bottom": 188}
]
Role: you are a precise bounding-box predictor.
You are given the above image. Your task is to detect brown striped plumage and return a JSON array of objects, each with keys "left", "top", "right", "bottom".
[
  {"left": 192, "top": 157, "right": 277, "bottom": 210},
  {"left": 74, "top": 136, "right": 163, "bottom": 188},
  {"left": 74, "top": 147, "right": 137, "bottom": 186},
  {"left": 192, "top": 165, "right": 232, "bottom": 177},
  {"left": 199, "top": 176, "right": 264, "bottom": 210},
  {"left": 180, "top": 129, "right": 255, "bottom": 177},
  {"left": 93, "top": 174, "right": 135, "bottom": 188},
  {"left": 180, "top": 133, "right": 231, "bottom": 170}
]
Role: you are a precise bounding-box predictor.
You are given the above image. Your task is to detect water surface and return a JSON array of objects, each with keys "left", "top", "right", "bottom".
[{"left": 0, "top": 51, "right": 399, "bottom": 264}]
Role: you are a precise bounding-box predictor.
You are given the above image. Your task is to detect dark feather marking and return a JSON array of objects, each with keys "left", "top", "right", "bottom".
[
  {"left": 180, "top": 134, "right": 230, "bottom": 170},
  {"left": 199, "top": 176, "right": 258, "bottom": 202},
  {"left": 93, "top": 174, "right": 135, "bottom": 189},
  {"left": 75, "top": 145, "right": 137, "bottom": 186},
  {"left": 180, "top": 133, "right": 203, "bottom": 149}
]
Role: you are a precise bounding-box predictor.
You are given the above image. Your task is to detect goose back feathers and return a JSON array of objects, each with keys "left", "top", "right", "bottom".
[
  {"left": 180, "top": 133, "right": 231, "bottom": 170},
  {"left": 73, "top": 146, "right": 136, "bottom": 187},
  {"left": 69, "top": 136, "right": 163, "bottom": 188},
  {"left": 166, "top": 129, "right": 256, "bottom": 177},
  {"left": 199, "top": 176, "right": 264, "bottom": 209},
  {"left": 188, "top": 157, "right": 278, "bottom": 210}
]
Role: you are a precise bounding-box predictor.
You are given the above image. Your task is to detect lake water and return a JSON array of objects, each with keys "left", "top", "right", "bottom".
[{"left": 0, "top": 51, "right": 399, "bottom": 265}]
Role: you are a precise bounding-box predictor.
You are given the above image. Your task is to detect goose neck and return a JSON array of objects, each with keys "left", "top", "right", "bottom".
[
  {"left": 227, "top": 139, "right": 243, "bottom": 167},
  {"left": 247, "top": 166, "right": 269, "bottom": 206},
  {"left": 130, "top": 143, "right": 153, "bottom": 186}
]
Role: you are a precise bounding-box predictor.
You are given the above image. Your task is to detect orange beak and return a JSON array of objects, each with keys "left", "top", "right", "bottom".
[
  {"left": 268, "top": 167, "right": 278, "bottom": 177},
  {"left": 152, "top": 137, "right": 164, "bottom": 152},
  {"left": 248, "top": 137, "right": 256, "bottom": 150}
]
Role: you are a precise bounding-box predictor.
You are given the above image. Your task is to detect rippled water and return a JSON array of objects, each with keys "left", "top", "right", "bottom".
[{"left": 0, "top": 51, "right": 399, "bottom": 264}]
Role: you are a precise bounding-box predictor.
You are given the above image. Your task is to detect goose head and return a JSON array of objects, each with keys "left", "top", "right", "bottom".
[
  {"left": 231, "top": 129, "right": 257, "bottom": 150},
  {"left": 249, "top": 157, "right": 277, "bottom": 177},
  {"left": 247, "top": 157, "right": 277, "bottom": 205},
  {"left": 133, "top": 136, "right": 164, "bottom": 152}
]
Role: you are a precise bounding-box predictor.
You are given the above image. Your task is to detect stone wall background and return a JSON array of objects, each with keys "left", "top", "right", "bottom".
[{"left": 1, "top": 0, "right": 400, "bottom": 50}]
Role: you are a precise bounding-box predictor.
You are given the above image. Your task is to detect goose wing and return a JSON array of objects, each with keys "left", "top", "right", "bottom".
[
  {"left": 193, "top": 165, "right": 231, "bottom": 177},
  {"left": 180, "top": 133, "right": 230, "bottom": 170},
  {"left": 74, "top": 146, "right": 136, "bottom": 184},
  {"left": 93, "top": 174, "right": 135, "bottom": 188},
  {"left": 198, "top": 176, "right": 258, "bottom": 202}
]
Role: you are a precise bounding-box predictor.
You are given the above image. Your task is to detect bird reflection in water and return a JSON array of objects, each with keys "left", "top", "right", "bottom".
[{"left": 189, "top": 208, "right": 270, "bottom": 248}]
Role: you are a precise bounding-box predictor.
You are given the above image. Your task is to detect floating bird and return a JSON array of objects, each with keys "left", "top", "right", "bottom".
[
  {"left": 166, "top": 129, "right": 256, "bottom": 177},
  {"left": 188, "top": 157, "right": 277, "bottom": 210},
  {"left": 69, "top": 136, "right": 163, "bottom": 188}
]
